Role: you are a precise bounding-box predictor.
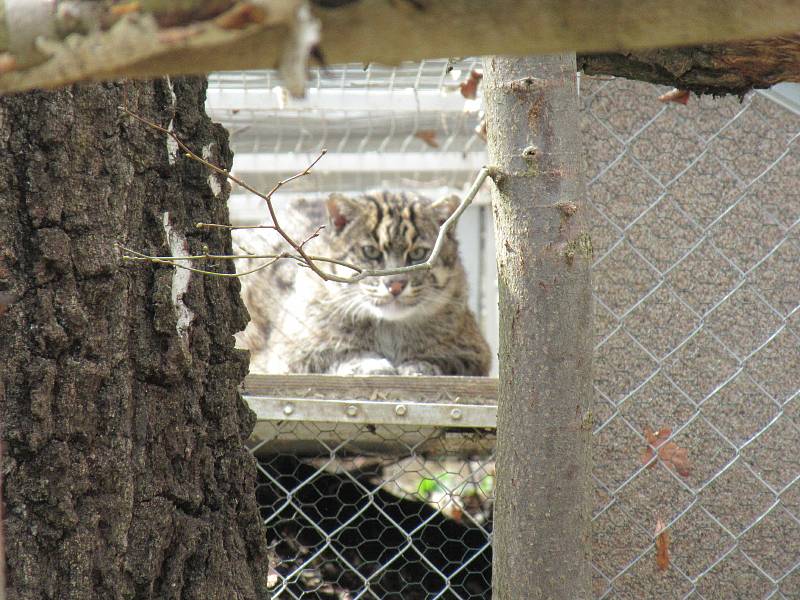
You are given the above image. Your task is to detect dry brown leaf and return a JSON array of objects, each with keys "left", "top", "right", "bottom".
[
  {"left": 214, "top": 3, "right": 268, "bottom": 29},
  {"left": 659, "top": 88, "right": 691, "bottom": 105},
  {"left": 641, "top": 426, "right": 692, "bottom": 477},
  {"left": 655, "top": 518, "right": 670, "bottom": 571},
  {"left": 414, "top": 130, "right": 440, "bottom": 148},
  {"left": 459, "top": 69, "right": 483, "bottom": 99}
]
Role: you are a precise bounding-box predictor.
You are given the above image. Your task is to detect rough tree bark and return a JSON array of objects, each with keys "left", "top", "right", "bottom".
[
  {"left": 0, "top": 78, "right": 268, "bottom": 599},
  {"left": 580, "top": 33, "right": 800, "bottom": 96},
  {"left": 484, "top": 56, "right": 593, "bottom": 599}
]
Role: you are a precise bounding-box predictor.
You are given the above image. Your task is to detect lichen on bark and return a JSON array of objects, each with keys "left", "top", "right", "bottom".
[{"left": 565, "top": 232, "right": 593, "bottom": 265}]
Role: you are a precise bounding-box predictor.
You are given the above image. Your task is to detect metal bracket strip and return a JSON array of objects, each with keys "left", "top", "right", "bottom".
[{"left": 244, "top": 395, "right": 498, "bottom": 429}]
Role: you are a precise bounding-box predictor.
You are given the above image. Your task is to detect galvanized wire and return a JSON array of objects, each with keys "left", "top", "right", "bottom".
[
  {"left": 208, "top": 62, "right": 800, "bottom": 599},
  {"left": 584, "top": 77, "right": 800, "bottom": 600},
  {"left": 250, "top": 422, "right": 495, "bottom": 599}
]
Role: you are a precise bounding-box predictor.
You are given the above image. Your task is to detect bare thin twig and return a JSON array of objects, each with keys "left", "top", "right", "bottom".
[
  {"left": 118, "top": 105, "right": 490, "bottom": 284},
  {"left": 307, "top": 164, "right": 490, "bottom": 283},
  {"left": 299, "top": 225, "right": 325, "bottom": 249},
  {"left": 119, "top": 167, "right": 490, "bottom": 283},
  {"left": 195, "top": 223, "right": 276, "bottom": 230},
  {"left": 118, "top": 244, "right": 362, "bottom": 272},
  {"left": 119, "top": 105, "right": 337, "bottom": 280},
  {"left": 118, "top": 244, "right": 287, "bottom": 278}
]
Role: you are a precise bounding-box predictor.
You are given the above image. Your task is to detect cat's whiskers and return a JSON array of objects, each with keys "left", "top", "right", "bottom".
[
  {"left": 329, "top": 292, "right": 372, "bottom": 323},
  {"left": 342, "top": 298, "right": 363, "bottom": 321}
]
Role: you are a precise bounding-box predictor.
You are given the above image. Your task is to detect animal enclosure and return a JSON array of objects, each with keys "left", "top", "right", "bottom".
[{"left": 206, "top": 59, "right": 800, "bottom": 598}]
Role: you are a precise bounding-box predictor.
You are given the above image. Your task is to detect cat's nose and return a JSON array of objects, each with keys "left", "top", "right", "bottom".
[{"left": 385, "top": 278, "right": 408, "bottom": 297}]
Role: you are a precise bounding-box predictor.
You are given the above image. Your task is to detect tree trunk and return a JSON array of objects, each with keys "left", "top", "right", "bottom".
[
  {"left": 0, "top": 78, "right": 269, "bottom": 599},
  {"left": 484, "top": 55, "right": 593, "bottom": 599}
]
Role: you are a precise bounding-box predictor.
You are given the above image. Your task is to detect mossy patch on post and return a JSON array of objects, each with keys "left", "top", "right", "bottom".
[{"left": 564, "top": 232, "right": 593, "bottom": 264}]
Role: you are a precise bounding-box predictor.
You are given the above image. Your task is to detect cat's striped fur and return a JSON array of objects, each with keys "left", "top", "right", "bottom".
[{"left": 233, "top": 191, "right": 491, "bottom": 376}]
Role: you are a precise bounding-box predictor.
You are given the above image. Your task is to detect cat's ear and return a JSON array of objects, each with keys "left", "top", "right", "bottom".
[
  {"left": 325, "top": 193, "right": 358, "bottom": 233},
  {"left": 431, "top": 194, "right": 461, "bottom": 226}
]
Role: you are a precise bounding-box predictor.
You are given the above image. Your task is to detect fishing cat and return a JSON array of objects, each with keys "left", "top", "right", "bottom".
[{"left": 233, "top": 191, "right": 491, "bottom": 376}]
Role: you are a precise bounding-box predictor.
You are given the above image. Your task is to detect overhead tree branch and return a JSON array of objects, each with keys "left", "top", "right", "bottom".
[
  {"left": 0, "top": 0, "right": 314, "bottom": 94},
  {"left": 579, "top": 33, "right": 800, "bottom": 96},
  {"left": 0, "top": 1, "right": 799, "bottom": 95}
]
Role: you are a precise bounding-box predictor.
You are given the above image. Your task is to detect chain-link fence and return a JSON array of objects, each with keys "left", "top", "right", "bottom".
[
  {"left": 208, "top": 62, "right": 800, "bottom": 598},
  {"left": 585, "top": 78, "right": 800, "bottom": 598}
]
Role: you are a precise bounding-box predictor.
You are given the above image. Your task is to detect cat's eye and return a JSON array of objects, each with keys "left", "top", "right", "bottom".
[
  {"left": 361, "top": 245, "right": 382, "bottom": 260},
  {"left": 408, "top": 247, "right": 430, "bottom": 263}
]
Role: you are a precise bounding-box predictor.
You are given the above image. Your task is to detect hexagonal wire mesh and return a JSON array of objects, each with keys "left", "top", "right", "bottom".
[
  {"left": 207, "top": 60, "right": 800, "bottom": 598},
  {"left": 250, "top": 422, "right": 495, "bottom": 599}
]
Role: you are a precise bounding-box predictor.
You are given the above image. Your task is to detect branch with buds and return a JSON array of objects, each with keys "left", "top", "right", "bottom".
[{"left": 118, "top": 106, "right": 490, "bottom": 284}]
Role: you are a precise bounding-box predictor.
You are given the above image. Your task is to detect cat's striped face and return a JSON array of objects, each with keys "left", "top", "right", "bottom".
[{"left": 324, "top": 191, "right": 465, "bottom": 322}]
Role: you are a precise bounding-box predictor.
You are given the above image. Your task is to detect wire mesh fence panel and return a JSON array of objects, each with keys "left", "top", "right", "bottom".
[
  {"left": 207, "top": 63, "right": 800, "bottom": 599},
  {"left": 250, "top": 422, "right": 495, "bottom": 600},
  {"left": 584, "top": 78, "right": 800, "bottom": 599},
  {"left": 207, "top": 59, "right": 486, "bottom": 199}
]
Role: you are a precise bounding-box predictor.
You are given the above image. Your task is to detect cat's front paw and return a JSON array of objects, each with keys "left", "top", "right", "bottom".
[
  {"left": 396, "top": 361, "right": 443, "bottom": 376},
  {"left": 333, "top": 356, "right": 398, "bottom": 376}
]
